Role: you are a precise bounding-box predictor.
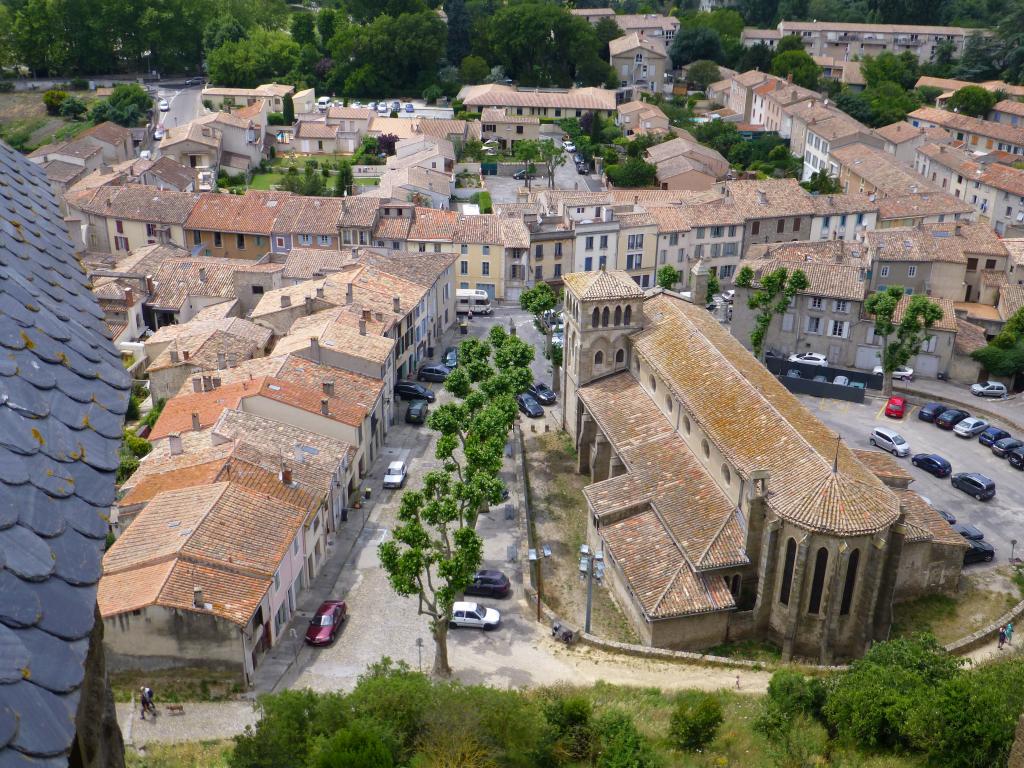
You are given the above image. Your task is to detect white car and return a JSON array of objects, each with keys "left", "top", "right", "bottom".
[
  {"left": 563, "top": 141, "right": 576, "bottom": 152},
  {"left": 873, "top": 365, "right": 914, "bottom": 380},
  {"left": 971, "top": 381, "right": 1008, "bottom": 398},
  {"left": 158, "top": 98, "right": 169, "bottom": 112},
  {"left": 377, "top": 102, "right": 389, "bottom": 114},
  {"left": 720, "top": 289, "right": 735, "bottom": 304},
  {"left": 870, "top": 427, "right": 910, "bottom": 457},
  {"left": 449, "top": 601, "right": 500, "bottom": 630},
  {"left": 153, "top": 126, "right": 165, "bottom": 140},
  {"left": 788, "top": 352, "right": 828, "bottom": 367},
  {"left": 382, "top": 460, "right": 407, "bottom": 489},
  {"left": 953, "top": 417, "right": 989, "bottom": 438},
  {"left": 317, "top": 96, "right": 332, "bottom": 111}
]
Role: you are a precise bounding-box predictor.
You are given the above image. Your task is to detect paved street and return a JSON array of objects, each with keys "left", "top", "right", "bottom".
[
  {"left": 485, "top": 140, "right": 604, "bottom": 204},
  {"left": 798, "top": 394, "right": 1024, "bottom": 562},
  {"left": 154, "top": 85, "right": 204, "bottom": 134}
]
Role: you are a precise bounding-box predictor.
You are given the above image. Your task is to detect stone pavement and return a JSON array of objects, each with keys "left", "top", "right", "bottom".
[{"left": 118, "top": 700, "right": 258, "bottom": 747}]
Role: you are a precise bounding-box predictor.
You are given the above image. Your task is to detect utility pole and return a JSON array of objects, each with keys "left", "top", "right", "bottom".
[{"left": 584, "top": 556, "right": 594, "bottom": 634}]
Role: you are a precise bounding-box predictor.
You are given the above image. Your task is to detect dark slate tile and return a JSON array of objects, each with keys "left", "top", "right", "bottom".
[
  {"left": 67, "top": 427, "right": 120, "bottom": 473},
  {"left": 27, "top": 311, "right": 70, "bottom": 343},
  {"left": 22, "top": 456, "right": 73, "bottom": 499},
  {"left": 53, "top": 497, "right": 108, "bottom": 541},
  {"left": 0, "top": 324, "right": 25, "bottom": 351},
  {"left": 60, "top": 461, "right": 116, "bottom": 507},
  {"left": 29, "top": 580, "right": 95, "bottom": 642},
  {"left": 0, "top": 294, "right": 34, "bottom": 328},
  {"left": 85, "top": 379, "right": 128, "bottom": 415},
  {"left": 0, "top": 376, "right": 49, "bottom": 419},
  {"left": 0, "top": 570, "right": 42, "bottom": 628},
  {"left": 51, "top": 345, "right": 97, "bottom": 380},
  {"left": 0, "top": 361, "right": 15, "bottom": 378},
  {"left": 15, "top": 629, "right": 87, "bottom": 694},
  {"left": 0, "top": 450, "right": 30, "bottom": 486},
  {"left": 0, "top": 750, "right": 69, "bottom": 767},
  {"left": 0, "top": 526, "right": 53, "bottom": 581},
  {"left": 16, "top": 489, "right": 64, "bottom": 538},
  {"left": 0, "top": 681, "right": 75, "bottom": 757},
  {"left": 62, "top": 333, "right": 101, "bottom": 364},
  {"left": 0, "top": 625, "right": 27, "bottom": 684},
  {"left": 0, "top": 406, "right": 40, "bottom": 457},
  {"left": 16, "top": 329, "right": 62, "bottom": 367},
  {"left": 47, "top": 529, "right": 102, "bottom": 587},
  {"left": 10, "top": 354, "right": 55, "bottom": 391},
  {"left": 0, "top": 701, "right": 15, "bottom": 750},
  {"left": 48, "top": 365, "right": 93, "bottom": 404}
]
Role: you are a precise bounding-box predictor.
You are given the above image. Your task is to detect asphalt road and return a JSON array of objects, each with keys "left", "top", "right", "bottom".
[
  {"left": 798, "top": 394, "right": 1024, "bottom": 564},
  {"left": 153, "top": 85, "right": 203, "bottom": 134}
]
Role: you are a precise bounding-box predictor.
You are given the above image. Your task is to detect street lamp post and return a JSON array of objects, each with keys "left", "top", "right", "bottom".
[{"left": 1012, "top": 539, "right": 1018, "bottom": 564}]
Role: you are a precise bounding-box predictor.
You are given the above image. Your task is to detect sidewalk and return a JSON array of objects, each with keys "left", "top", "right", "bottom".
[{"left": 890, "top": 378, "right": 1024, "bottom": 430}]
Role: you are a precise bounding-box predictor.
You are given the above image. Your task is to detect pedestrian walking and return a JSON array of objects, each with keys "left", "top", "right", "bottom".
[
  {"left": 999, "top": 626, "right": 1006, "bottom": 650},
  {"left": 140, "top": 686, "right": 156, "bottom": 720},
  {"left": 1008, "top": 622, "right": 1015, "bottom": 645}
]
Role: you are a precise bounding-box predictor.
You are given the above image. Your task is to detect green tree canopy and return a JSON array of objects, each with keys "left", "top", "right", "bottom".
[
  {"left": 861, "top": 51, "right": 920, "bottom": 90},
  {"left": 670, "top": 26, "right": 724, "bottom": 67},
  {"left": 735, "top": 265, "right": 809, "bottom": 359},
  {"left": 946, "top": 85, "right": 998, "bottom": 116},
  {"left": 606, "top": 157, "right": 658, "bottom": 187},
  {"left": 865, "top": 286, "right": 944, "bottom": 394},
  {"left": 207, "top": 28, "right": 299, "bottom": 88},
  {"left": 687, "top": 59, "right": 722, "bottom": 90},
  {"left": 459, "top": 54, "right": 489, "bottom": 83},
  {"left": 657, "top": 265, "right": 681, "bottom": 290},
  {"left": 771, "top": 49, "right": 820, "bottom": 89}
]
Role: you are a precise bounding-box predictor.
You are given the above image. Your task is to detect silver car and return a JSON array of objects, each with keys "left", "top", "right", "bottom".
[
  {"left": 953, "top": 417, "right": 989, "bottom": 438},
  {"left": 971, "top": 381, "right": 1008, "bottom": 398},
  {"left": 870, "top": 427, "right": 910, "bottom": 457}
]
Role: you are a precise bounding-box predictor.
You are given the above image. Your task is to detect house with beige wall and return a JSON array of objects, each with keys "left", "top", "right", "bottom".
[
  {"left": 480, "top": 108, "right": 541, "bottom": 150},
  {"left": 201, "top": 83, "right": 294, "bottom": 112},
  {"left": 64, "top": 185, "right": 199, "bottom": 254},
  {"left": 616, "top": 101, "right": 669, "bottom": 137},
  {"left": 459, "top": 83, "right": 617, "bottom": 119},
  {"left": 185, "top": 190, "right": 291, "bottom": 259},
  {"left": 610, "top": 33, "right": 670, "bottom": 100}
]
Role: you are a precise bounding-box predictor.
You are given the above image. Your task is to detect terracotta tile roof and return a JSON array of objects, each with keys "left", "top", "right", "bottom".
[
  {"left": 356, "top": 247, "right": 457, "bottom": 286},
  {"left": 867, "top": 222, "right": 1007, "bottom": 265},
  {"left": 609, "top": 32, "right": 667, "bottom": 57},
  {"left": 832, "top": 143, "right": 939, "bottom": 196},
  {"left": 876, "top": 191, "right": 973, "bottom": 221},
  {"left": 339, "top": 196, "right": 383, "bottom": 228},
  {"left": 144, "top": 156, "right": 196, "bottom": 190},
  {"left": 79, "top": 120, "right": 131, "bottom": 146},
  {"left": 233, "top": 100, "right": 266, "bottom": 120},
  {"left": 955, "top": 317, "right": 988, "bottom": 355},
  {"left": 173, "top": 355, "right": 287, "bottom": 397},
  {"left": 295, "top": 120, "right": 338, "bottom": 139},
  {"left": 185, "top": 190, "right": 292, "bottom": 234},
  {"left": 609, "top": 188, "right": 720, "bottom": 206},
  {"left": 66, "top": 184, "right": 200, "bottom": 224},
  {"left": 417, "top": 119, "right": 474, "bottom": 141},
  {"left": 895, "top": 489, "right": 969, "bottom": 547},
  {"left": 724, "top": 178, "right": 818, "bottom": 218},
  {"left": 875, "top": 122, "right": 925, "bottom": 144},
  {"left": 993, "top": 99, "right": 1024, "bottom": 118},
  {"left": 851, "top": 448, "right": 913, "bottom": 486},
  {"left": 408, "top": 207, "right": 459, "bottom": 240},
  {"left": 272, "top": 195, "right": 344, "bottom": 236},
  {"left": 744, "top": 258, "right": 866, "bottom": 302},
  {"left": 999, "top": 284, "right": 1024, "bottom": 320},
  {"left": 29, "top": 138, "right": 101, "bottom": 161},
  {"left": 633, "top": 292, "right": 899, "bottom": 535},
  {"left": 809, "top": 192, "right": 879, "bottom": 216},
  {"left": 455, "top": 214, "right": 531, "bottom": 248},
  {"left": 460, "top": 83, "right": 616, "bottom": 111},
  {"left": 563, "top": 269, "right": 644, "bottom": 300},
  {"left": 148, "top": 258, "right": 240, "bottom": 310},
  {"left": 889, "top": 294, "right": 958, "bottom": 333},
  {"left": 214, "top": 456, "right": 320, "bottom": 518},
  {"left": 119, "top": 450, "right": 231, "bottom": 507},
  {"left": 781, "top": 19, "right": 977, "bottom": 34},
  {"left": 147, "top": 327, "right": 267, "bottom": 372},
  {"left": 755, "top": 239, "right": 867, "bottom": 265},
  {"left": 373, "top": 215, "right": 414, "bottom": 241},
  {"left": 258, "top": 374, "right": 372, "bottom": 427},
  {"left": 326, "top": 106, "right": 375, "bottom": 120},
  {"left": 909, "top": 106, "right": 1024, "bottom": 146},
  {"left": 148, "top": 315, "right": 269, "bottom": 347},
  {"left": 150, "top": 378, "right": 264, "bottom": 439},
  {"left": 43, "top": 159, "right": 87, "bottom": 184},
  {"left": 273, "top": 312, "right": 395, "bottom": 365},
  {"left": 282, "top": 247, "right": 357, "bottom": 280},
  {"left": 480, "top": 107, "right": 541, "bottom": 125},
  {"left": 274, "top": 355, "right": 382, "bottom": 419}
]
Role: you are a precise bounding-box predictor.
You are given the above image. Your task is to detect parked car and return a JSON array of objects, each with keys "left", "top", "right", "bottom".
[
  {"left": 833, "top": 375, "right": 850, "bottom": 386},
  {"left": 992, "top": 437, "right": 1024, "bottom": 457},
  {"left": 391, "top": 100, "right": 401, "bottom": 112},
  {"left": 911, "top": 453, "right": 952, "bottom": 477},
  {"left": 979, "top": 427, "right": 1011, "bottom": 447},
  {"left": 153, "top": 126, "right": 165, "bottom": 140},
  {"left": 528, "top": 382, "right": 557, "bottom": 405},
  {"left": 953, "top": 417, "right": 989, "bottom": 438},
  {"left": 721, "top": 289, "right": 735, "bottom": 303},
  {"left": 417, "top": 364, "right": 451, "bottom": 382},
  {"left": 1008, "top": 446, "right": 1024, "bottom": 470},
  {"left": 884, "top": 396, "right": 906, "bottom": 419},
  {"left": 516, "top": 392, "right": 544, "bottom": 418},
  {"left": 551, "top": 331, "right": 563, "bottom": 348},
  {"left": 951, "top": 472, "right": 996, "bottom": 500},
  {"left": 404, "top": 102, "right": 415, "bottom": 113},
  {"left": 848, "top": 380, "right": 866, "bottom": 390},
  {"left": 304, "top": 600, "right": 347, "bottom": 646},
  {"left": 405, "top": 399, "right": 429, "bottom": 424},
  {"left": 383, "top": 460, "right": 408, "bottom": 489},
  {"left": 464, "top": 570, "right": 511, "bottom": 598},
  {"left": 576, "top": 162, "right": 589, "bottom": 174},
  {"left": 869, "top": 427, "right": 910, "bottom": 457},
  {"left": 971, "top": 380, "right": 1008, "bottom": 398},
  {"left": 789, "top": 352, "right": 828, "bottom": 367},
  {"left": 449, "top": 601, "right": 500, "bottom": 630},
  {"left": 443, "top": 346, "right": 458, "bottom": 368},
  {"left": 964, "top": 539, "right": 996, "bottom": 565},
  {"left": 377, "top": 102, "right": 389, "bottom": 114},
  {"left": 937, "top": 508, "right": 956, "bottom": 525},
  {"left": 786, "top": 368, "right": 802, "bottom": 378},
  {"left": 918, "top": 402, "right": 948, "bottom": 422},
  {"left": 813, "top": 374, "right": 828, "bottom": 382},
  {"left": 158, "top": 98, "right": 169, "bottom": 112},
  {"left": 563, "top": 140, "right": 576, "bottom": 152},
  {"left": 395, "top": 381, "right": 435, "bottom": 401},
  {"left": 873, "top": 364, "right": 914, "bottom": 380},
  {"left": 935, "top": 408, "right": 970, "bottom": 429},
  {"left": 184, "top": 77, "right": 203, "bottom": 87},
  {"left": 953, "top": 522, "right": 985, "bottom": 540}
]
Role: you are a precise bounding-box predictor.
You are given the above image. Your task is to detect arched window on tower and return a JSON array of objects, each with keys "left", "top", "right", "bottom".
[
  {"left": 624, "top": 305, "right": 632, "bottom": 325},
  {"left": 601, "top": 307, "right": 609, "bottom": 327},
  {"left": 614, "top": 306, "right": 622, "bottom": 325},
  {"left": 594, "top": 351, "right": 604, "bottom": 365},
  {"left": 840, "top": 549, "right": 860, "bottom": 616},
  {"left": 592, "top": 307, "right": 599, "bottom": 327},
  {"left": 779, "top": 538, "right": 796, "bottom": 605},
  {"left": 615, "top": 348, "right": 625, "bottom": 364},
  {"left": 808, "top": 547, "right": 829, "bottom": 615}
]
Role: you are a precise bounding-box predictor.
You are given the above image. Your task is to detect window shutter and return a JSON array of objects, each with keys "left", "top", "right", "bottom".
[{"left": 782, "top": 313, "right": 795, "bottom": 332}]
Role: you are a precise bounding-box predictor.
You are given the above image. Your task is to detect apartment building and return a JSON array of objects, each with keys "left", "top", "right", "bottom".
[
  {"left": 724, "top": 179, "right": 817, "bottom": 246},
  {"left": 64, "top": 185, "right": 200, "bottom": 254},
  {"left": 786, "top": 102, "right": 881, "bottom": 180},
  {"left": 915, "top": 76, "right": 1024, "bottom": 108},
  {"left": 185, "top": 190, "right": 291, "bottom": 259},
  {"left": 749, "top": 77, "right": 819, "bottom": 138},
  {"left": 201, "top": 83, "right": 294, "bottom": 112},
  {"left": 915, "top": 142, "right": 1024, "bottom": 236},
  {"left": 458, "top": 83, "right": 617, "bottom": 119},
  {"left": 617, "top": 100, "right": 670, "bottom": 137},
  {"left": 744, "top": 21, "right": 981, "bottom": 63},
  {"left": 989, "top": 100, "right": 1024, "bottom": 127},
  {"left": 610, "top": 33, "right": 670, "bottom": 99},
  {"left": 480, "top": 108, "right": 541, "bottom": 150},
  {"left": 648, "top": 200, "right": 747, "bottom": 285},
  {"left": 875, "top": 122, "right": 949, "bottom": 164},
  {"left": 908, "top": 106, "right": 1024, "bottom": 155},
  {"left": 571, "top": 10, "right": 680, "bottom": 41},
  {"left": 727, "top": 70, "right": 773, "bottom": 121},
  {"left": 644, "top": 133, "right": 729, "bottom": 191},
  {"left": 269, "top": 195, "right": 345, "bottom": 255}
]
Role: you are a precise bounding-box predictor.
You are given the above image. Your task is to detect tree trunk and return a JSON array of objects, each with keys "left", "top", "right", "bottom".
[
  {"left": 881, "top": 335, "right": 892, "bottom": 397},
  {"left": 552, "top": 362, "right": 561, "bottom": 393},
  {"left": 432, "top": 620, "right": 452, "bottom": 678}
]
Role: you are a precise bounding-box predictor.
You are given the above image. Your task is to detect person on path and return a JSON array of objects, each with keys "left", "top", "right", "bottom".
[
  {"left": 140, "top": 686, "right": 155, "bottom": 719},
  {"left": 1008, "top": 622, "right": 1015, "bottom": 646},
  {"left": 999, "top": 626, "right": 1007, "bottom": 650}
]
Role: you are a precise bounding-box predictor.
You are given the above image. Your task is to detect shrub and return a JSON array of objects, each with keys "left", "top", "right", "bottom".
[
  {"left": 59, "top": 96, "right": 87, "bottom": 120},
  {"left": 595, "top": 710, "right": 657, "bottom": 768},
  {"left": 422, "top": 84, "right": 443, "bottom": 104},
  {"left": 307, "top": 718, "right": 397, "bottom": 768},
  {"left": 0, "top": 81, "right": 14, "bottom": 93},
  {"left": 122, "top": 430, "right": 152, "bottom": 459},
  {"left": 43, "top": 89, "right": 69, "bottom": 115},
  {"left": 669, "top": 692, "right": 723, "bottom": 752},
  {"left": 267, "top": 111, "right": 287, "bottom": 125},
  {"left": 69, "top": 77, "right": 89, "bottom": 91},
  {"left": 543, "top": 694, "right": 595, "bottom": 764},
  {"left": 125, "top": 394, "right": 141, "bottom": 421}
]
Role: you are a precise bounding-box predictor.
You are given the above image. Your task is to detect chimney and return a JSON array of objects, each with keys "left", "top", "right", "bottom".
[
  {"left": 786, "top": 72, "right": 793, "bottom": 84},
  {"left": 281, "top": 464, "right": 293, "bottom": 486},
  {"left": 190, "top": 411, "right": 201, "bottom": 431},
  {"left": 193, "top": 586, "right": 204, "bottom": 609},
  {"left": 320, "top": 398, "right": 329, "bottom": 416},
  {"left": 305, "top": 295, "right": 314, "bottom": 315},
  {"left": 182, "top": 350, "right": 190, "bottom": 361},
  {"left": 322, "top": 380, "right": 335, "bottom": 396},
  {"left": 191, "top": 377, "right": 202, "bottom": 392},
  {"left": 281, "top": 295, "right": 291, "bottom": 308},
  {"left": 359, "top": 318, "right": 367, "bottom": 335},
  {"left": 168, "top": 433, "right": 183, "bottom": 456},
  {"left": 362, "top": 308, "right": 371, "bottom": 322},
  {"left": 955, "top": 223, "right": 963, "bottom": 236},
  {"left": 145, "top": 275, "right": 155, "bottom": 295},
  {"left": 202, "top": 375, "right": 213, "bottom": 391},
  {"left": 170, "top": 349, "right": 180, "bottom": 364},
  {"left": 392, "top": 295, "right": 401, "bottom": 313},
  {"left": 211, "top": 376, "right": 221, "bottom": 388},
  {"left": 316, "top": 286, "right": 325, "bottom": 298},
  {"left": 217, "top": 351, "right": 226, "bottom": 369},
  {"left": 123, "top": 286, "right": 134, "bottom": 306},
  {"left": 198, "top": 267, "right": 207, "bottom": 283},
  {"left": 346, "top": 283, "right": 354, "bottom": 304},
  {"left": 310, "top": 336, "right": 321, "bottom": 363}
]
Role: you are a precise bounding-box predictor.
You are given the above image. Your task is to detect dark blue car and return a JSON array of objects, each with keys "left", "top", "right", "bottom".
[
  {"left": 911, "top": 453, "right": 952, "bottom": 478},
  {"left": 918, "top": 402, "right": 948, "bottom": 422},
  {"left": 978, "top": 427, "right": 1011, "bottom": 447}
]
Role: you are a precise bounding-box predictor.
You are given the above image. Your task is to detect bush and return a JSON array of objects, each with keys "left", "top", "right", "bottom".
[
  {"left": 59, "top": 96, "right": 87, "bottom": 120},
  {"left": 543, "top": 694, "right": 595, "bottom": 764},
  {"left": 669, "top": 692, "right": 723, "bottom": 752},
  {"left": 596, "top": 710, "right": 658, "bottom": 768},
  {"left": 122, "top": 429, "right": 152, "bottom": 459},
  {"left": 43, "top": 89, "right": 69, "bottom": 116},
  {"left": 422, "top": 84, "right": 443, "bottom": 104},
  {"left": 469, "top": 190, "right": 492, "bottom": 213},
  {"left": 267, "top": 111, "right": 287, "bottom": 125},
  {"left": 0, "top": 81, "right": 14, "bottom": 93},
  {"left": 125, "top": 394, "right": 141, "bottom": 421},
  {"left": 69, "top": 77, "right": 89, "bottom": 91}
]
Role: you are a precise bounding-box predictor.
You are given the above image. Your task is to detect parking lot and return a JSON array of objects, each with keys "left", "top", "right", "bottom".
[
  {"left": 484, "top": 142, "right": 603, "bottom": 204},
  {"left": 799, "top": 395, "right": 1024, "bottom": 564}
]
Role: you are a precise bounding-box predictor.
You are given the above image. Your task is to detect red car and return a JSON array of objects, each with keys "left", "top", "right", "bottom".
[
  {"left": 304, "top": 600, "right": 347, "bottom": 646},
  {"left": 884, "top": 396, "right": 906, "bottom": 419}
]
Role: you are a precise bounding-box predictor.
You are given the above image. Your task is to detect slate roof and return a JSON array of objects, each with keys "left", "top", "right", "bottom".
[{"left": 0, "top": 140, "right": 131, "bottom": 762}]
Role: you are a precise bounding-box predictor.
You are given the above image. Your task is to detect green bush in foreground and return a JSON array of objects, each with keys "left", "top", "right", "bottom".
[{"left": 669, "top": 692, "right": 723, "bottom": 752}]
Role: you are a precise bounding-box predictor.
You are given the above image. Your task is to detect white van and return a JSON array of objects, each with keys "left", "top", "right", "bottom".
[
  {"left": 456, "top": 289, "right": 492, "bottom": 315},
  {"left": 317, "top": 96, "right": 332, "bottom": 112}
]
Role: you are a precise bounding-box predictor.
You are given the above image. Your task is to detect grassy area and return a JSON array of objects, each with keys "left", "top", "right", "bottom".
[
  {"left": 247, "top": 173, "right": 284, "bottom": 190},
  {"left": 525, "top": 431, "right": 638, "bottom": 644},
  {"left": 705, "top": 639, "right": 782, "bottom": 664},
  {"left": 0, "top": 91, "right": 101, "bottom": 151},
  {"left": 354, "top": 176, "right": 379, "bottom": 185},
  {"left": 891, "top": 570, "right": 1019, "bottom": 644},
  {"left": 126, "top": 740, "right": 233, "bottom": 768},
  {"left": 110, "top": 667, "right": 243, "bottom": 703}
]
